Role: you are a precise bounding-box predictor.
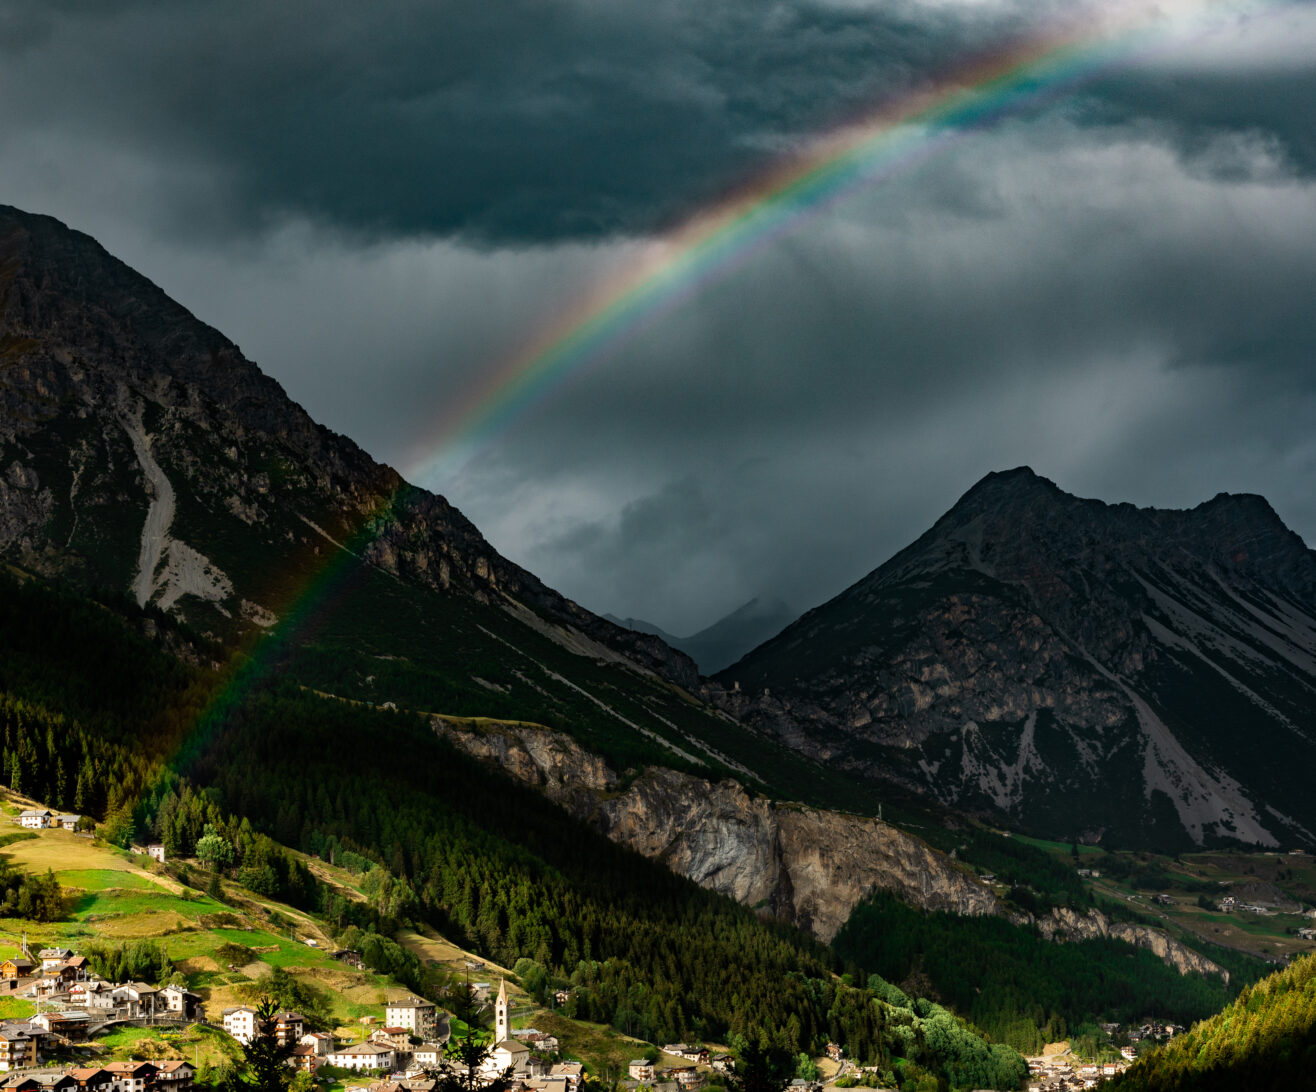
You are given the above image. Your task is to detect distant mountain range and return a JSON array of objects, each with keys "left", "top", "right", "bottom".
[
  {"left": 606, "top": 595, "right": 797, "bottom": 674},
  {"left": 715, "top": 467, "right": 1316, "bottom": 850}
]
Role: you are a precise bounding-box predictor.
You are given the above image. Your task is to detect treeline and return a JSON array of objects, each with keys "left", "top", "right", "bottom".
[
  {"left": 1111, "top": 955, "right": 1316, "bottom": 1092},
  {"left": 0, "top": 855, "right": 63, "bottom": 922},
  {"left": 84, "top": 939, "right": 175, "bottom": 985},
  {"left": 833, "top": 892, "right": 1251, "bottom": 1055}
]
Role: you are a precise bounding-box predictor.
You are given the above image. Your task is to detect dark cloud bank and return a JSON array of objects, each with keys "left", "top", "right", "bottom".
[{"left": 2, "top": 0, "right": 1313, "bottom": 632}]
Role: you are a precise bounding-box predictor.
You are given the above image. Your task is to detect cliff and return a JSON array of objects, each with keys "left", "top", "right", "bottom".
[
  {"left": 437, "top": 718, "right": 997, "bottom": 942},
  {"left": 1038, "top": 906, "right": 1228, "bottom": 981}
]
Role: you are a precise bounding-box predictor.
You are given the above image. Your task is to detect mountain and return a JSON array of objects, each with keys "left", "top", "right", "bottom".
[
  {"left": 0, "top": 203, "right": 853, "bottom": 802},
  {"left": 607, "top": 596, "right": 797, "bottom": 674},
  {"left": 715, "top": 467, "right": 1316, "bottom": 851},
  {"left": 0, "top": 206, "right": 1271, "bottom": 1073}
]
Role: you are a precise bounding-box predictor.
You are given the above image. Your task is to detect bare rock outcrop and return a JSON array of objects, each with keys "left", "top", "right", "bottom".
[
  {"left": 437, "top": 720, "right": 998, "bottom": 941},
  {"left": 1037, "top": 906, "right": 1228, "bottom": 981}
]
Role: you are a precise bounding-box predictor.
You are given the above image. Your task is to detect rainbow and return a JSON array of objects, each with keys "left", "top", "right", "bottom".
[
  {"left": 403, "top": 0, "right": 1266, "bottom": 487},
  {"left": 158, "top": 0, "right": 1272, "bottom": 784}
]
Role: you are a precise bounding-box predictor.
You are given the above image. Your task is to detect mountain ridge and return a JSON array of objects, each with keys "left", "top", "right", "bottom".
[
  {"left": 715, "top": 466, "right": 1316, "bottom": 851},
  {"left": 0, "top": 202, "right": 702, "bottom": 689},
  {"left": 607, "top": 594, "right": 796, "bottom": 674}
]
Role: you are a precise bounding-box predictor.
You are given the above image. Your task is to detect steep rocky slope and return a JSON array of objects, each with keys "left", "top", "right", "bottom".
[
  {"left": 713, "top": 468, "right": 1316, "bottom": 851},
  {"left": 437, "top": 716, "right": 1227, "bottom": 984},
  {"left": 0, "top": 204, "right": 694, "bottom": 683}
]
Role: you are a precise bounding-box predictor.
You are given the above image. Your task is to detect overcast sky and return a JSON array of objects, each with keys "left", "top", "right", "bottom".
[{"left": 3, "top": 0, "right": 1314, "bottom": 635}]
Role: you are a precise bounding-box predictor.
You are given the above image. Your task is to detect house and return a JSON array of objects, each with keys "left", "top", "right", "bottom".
[
  {"left": 155, "top": 1061, "right": 195, "bottom": 1092},
  {"left": 65, "top": 1069, "right": 113, "bottom": 1092},
  {"left": 54, "top": 958, "right": 90, "bottom": 985},
  {"left": 83, "top": 983, "right": 120, "bottom": 1013},
  {"left": 411, "top": 1044, "right": 444, "bottom": 1069},
  {"left": 385, "top": 998, "right": 438, "bottom": 1040},
  {"left": 103, "top": 1062, "right": 157, "bottom": 1092},
  {"left": 549, "top": 1062, "right": 584, "bottom": 1092},
  {"left": 119, "top": 984, "right": 158, "bottom": 1018},
  {"left": 7, "top": 1074, "right": 75, "bottom": 1092},
  {"left": 628, "top": 1062, "right": 655, "bottom": 1082},
  {"left": 0, "top": 1029, "right": 35, "bottom": 1071},
  {"left": 222, "top": 1006, "right": 259, "bottom": 1045},
  {"left": 288, "top": 1046, "right": 323, "bottom": 1075},
  {"left": 669, "top": 1068, "right": 702, "bottom": 1089},
  {"left": 664, "top": 1047, "right": 708, "bottom": 1066},
  {"left": 38, "top": 950, "right": 73, "bottom": 974},
  {"left": 128, "top": 844, "right": 166, "bottom": 864},
  {"left": 552, "top": 990, "right": 571, "bottom": 1007},
  {"left": 710, "top": 1056, "right": 734, "bottom": 1074},
  {"left": 518, "top": 1032, "right": 558, "bottom": 1054},
  {"left": 370, "top": 1027, "right": 413, "bottom": 1053},
  {"left": 158, "top": 985, "right": 202, "bottom": 1020},
  {"left": 273, "top": 1012, "right": 304, "bottom": 1048},
  {"left": 54, "top": 816, "right": 81, "bottom": 831},
  {"left": 298, "top": 1032, "right": 335, "bottom": 1057},
  {"left": 0, "top": 959, "right": 35, "bottom": 981},
  {"left": 325, "top": 1043, "right": 396, "bottom": 1072},
  {"left": 825, "top": 1043, "right": 842, "bottom": 1062},
  {"left": 19, "top": 810, "right": 53, "bottom": 829},
  {"left": 28, "top": 1012, "right": 88, "bottom": 1041}
]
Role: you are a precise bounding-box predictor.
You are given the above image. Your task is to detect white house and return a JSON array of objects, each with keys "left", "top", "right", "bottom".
[
  {"left": 326, "top": 1043, "right": 395, "bottom": 1071},
  {"left": 19, "top": 810, "right": 52, "bottom": 829},
  {"left": 223, "top": 1006, "right": 258, "bottom": 1045},
  {"left": 628, "top": 1061, "right": 655, "bottom": 1082},
  {"left": 412, "top": 1045, "right": 444, "bottom": 1068}
]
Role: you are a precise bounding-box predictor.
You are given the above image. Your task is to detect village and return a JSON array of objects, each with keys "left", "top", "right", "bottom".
[
  {"left": 0, "top": 936, "right": 784, "bottom": 1092},
  {"left": 2, "top": 795, "right": 1162, "bottom": 1092}
]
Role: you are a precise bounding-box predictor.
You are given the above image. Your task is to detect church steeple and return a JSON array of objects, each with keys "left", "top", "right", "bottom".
[{"left": 495, "top": 979, "right": 510, "bottom": 1043}]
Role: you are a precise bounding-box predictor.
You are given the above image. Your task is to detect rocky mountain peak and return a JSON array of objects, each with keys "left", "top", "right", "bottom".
[
  {"left": 0, "top": 203, "right": 700, "bottom": 688},
  {"left": 720, "top": 470, "right": 1316, "bottom": 852}
]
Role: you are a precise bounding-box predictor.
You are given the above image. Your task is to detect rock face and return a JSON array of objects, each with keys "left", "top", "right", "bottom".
[
  {"left": 0, "top": 204, "right": 698, "bottom": 688},
  {"left": 1037, "top": 907, "right": 1227, "bottom": 982},
  {"left": 441, "top": 718, "right": 1002, "bottom": 942},
  {"left": 441, "top": 719, "right": 1228, "bottom": 980},
  {"left": 714, "top": 468, "right": 1316, "bottom": 851}
]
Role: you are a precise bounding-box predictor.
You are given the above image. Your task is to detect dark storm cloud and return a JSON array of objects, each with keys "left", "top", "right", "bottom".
[
  {"left": 0, "top": 0, "right": 1002, "bottom": 242},
  {"left": 9, "top": 0, "right": 1299, "bottom": 246},
  {"left": 2, "top": 0, "right": 1314, "bottom": 634}
]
